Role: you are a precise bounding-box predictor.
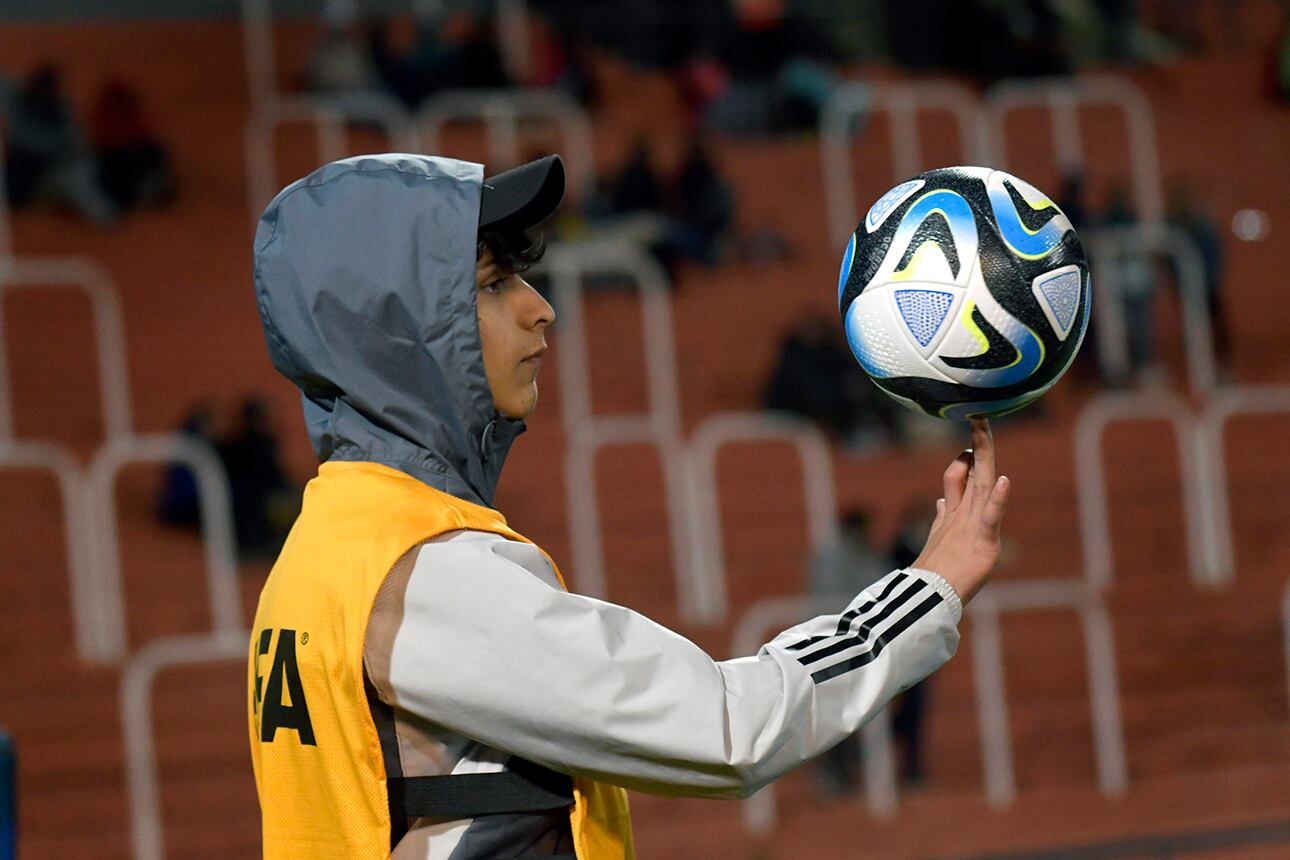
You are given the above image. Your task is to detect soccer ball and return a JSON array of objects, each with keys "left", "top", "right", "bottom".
[{"left": 838, "top": 166, "right": 1090, "bottom": 419}]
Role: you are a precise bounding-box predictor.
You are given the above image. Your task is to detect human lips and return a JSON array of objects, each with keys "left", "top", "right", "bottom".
[{"left": 521, "top": 346, "right": 547, "bottom": 365}]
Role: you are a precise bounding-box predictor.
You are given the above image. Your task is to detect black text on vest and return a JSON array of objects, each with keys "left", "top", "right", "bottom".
[{"left": 254, "top": 628, "right": 317, "bottom": 745}]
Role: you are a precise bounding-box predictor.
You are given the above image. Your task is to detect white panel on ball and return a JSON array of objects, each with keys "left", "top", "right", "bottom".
[{"left": 846, "top": 285, "right": 956, "bottom": 383}]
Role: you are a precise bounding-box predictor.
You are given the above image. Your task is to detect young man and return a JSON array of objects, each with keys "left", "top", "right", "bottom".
[{"left": 248, "top": 153, "right": 1010, "bottom": 859}]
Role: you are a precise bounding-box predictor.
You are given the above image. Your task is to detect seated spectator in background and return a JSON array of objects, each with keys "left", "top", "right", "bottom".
[
  {"left": 301, "top": 0, "right": 405, "bottom": 118},
  {"left": 807, "top": 507, "right": 890, "bottom": 795},
  {"left": 1165, "top": 179, "right": 1230, "bottom": 374},
  {"left": 608, "top": 138, "right": 663, "bottom": 216},
  {"left": 659, "top": 138, "right": 734, "bottom": 267},
  {"left": 439, "top": 10, "right": 512, "bottom": 90},
  {"left": 1100, "top": 181, "right": 1161, "bottom": 386},
  {"left": 366, "top": 8, "right": 513, "bottom": 110},
  {"left": 528, "top": 24, "right": 597, "bottom": 107},
  {"left": 887, "top": 501, "right": 938, "bottom": 786},
  {"left": 157, "top": 403, "right": 219, "bottom": 529},
  {"left": 3, "top": 64, "right": 117, "bottom": 225},
  {"left": 1277, "top": 19, "right": 1290, "bottom": 103},
  {"left": 219, "top": 397, "right": 298, "bottom": 562},
  {"left": 764, "top": 312, "right": 898, "bottom": 447},
  {"left": 573, "top": 138, "right": 735, "bottom": 278},
  {"left": 89, "top": 79, "right": 175, "bottom": 212},
  {"left": 691, "top": 0, "right": 838, "bottom": 135}
]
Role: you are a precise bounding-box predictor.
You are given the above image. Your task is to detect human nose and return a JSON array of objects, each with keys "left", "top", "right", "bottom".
[{"left": 520, "top": 278, "right": 555, "bottom": 330}]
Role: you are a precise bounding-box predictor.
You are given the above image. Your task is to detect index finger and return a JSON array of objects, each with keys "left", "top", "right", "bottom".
[{"left": 969, "top": 417, "right": 996, "bottom": 505}]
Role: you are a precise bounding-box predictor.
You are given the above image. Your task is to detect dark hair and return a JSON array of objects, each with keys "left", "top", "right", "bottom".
[{"left": 477, "top": 227, "right": 546, "bottom": 275}]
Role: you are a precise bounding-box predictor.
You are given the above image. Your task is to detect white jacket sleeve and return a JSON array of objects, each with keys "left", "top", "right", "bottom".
[{"left": 380, "top": 530, "right": 962, "bottom": 799}]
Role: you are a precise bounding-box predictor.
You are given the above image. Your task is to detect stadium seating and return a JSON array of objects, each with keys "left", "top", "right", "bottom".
[{"left": 1, "top": 13, "right": 1289, "bottom": 859}]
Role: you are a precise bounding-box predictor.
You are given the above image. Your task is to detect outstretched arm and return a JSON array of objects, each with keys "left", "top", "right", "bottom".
[{"left": 366, "top": 419, "right": 1007, "bottom": 799}]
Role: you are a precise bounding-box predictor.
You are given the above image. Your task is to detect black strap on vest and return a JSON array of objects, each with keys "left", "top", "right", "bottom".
[
  {"left": 391, "top": 756, "right": 573, "bottom": 820},
  {"left": 365, "top": 670, "right": 573, "bottom": 850}
]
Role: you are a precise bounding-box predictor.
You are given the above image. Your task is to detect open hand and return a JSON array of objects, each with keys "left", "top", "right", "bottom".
[{"left": 912, "top": 418, "right": 1010, "bottom": 605}]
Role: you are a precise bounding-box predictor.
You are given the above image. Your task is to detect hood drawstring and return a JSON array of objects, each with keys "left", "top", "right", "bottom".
[{"left": 479, "top": 418, "right": 497, "bottom": 464}]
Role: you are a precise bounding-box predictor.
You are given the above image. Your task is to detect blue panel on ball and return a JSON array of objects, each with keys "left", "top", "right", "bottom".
[
  {"left": 837, "top": 234, "right": 856, "bottom": 304},
  {"left": 987, "top": 182, "right": 1066, "bottom": 259},
  {"left": 894, "top": 289, "right": 953, "bottom": 347},
  {"left": 896, "top": 190, "right": 978, "bottom": 273}
]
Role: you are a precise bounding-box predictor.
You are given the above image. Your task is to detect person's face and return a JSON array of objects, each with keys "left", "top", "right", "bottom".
[{"left": 475, "top": 248, "right": 555, "bottom": 420}]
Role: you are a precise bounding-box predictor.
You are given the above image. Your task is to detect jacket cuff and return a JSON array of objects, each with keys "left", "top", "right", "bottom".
[{"left": 906, "top": 567, "right": 963, "bottom": 625}]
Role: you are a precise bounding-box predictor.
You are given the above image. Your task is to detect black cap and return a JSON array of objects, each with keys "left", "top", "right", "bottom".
[{"left": 478, "top": 154, "right": 565, "bottom": 233}]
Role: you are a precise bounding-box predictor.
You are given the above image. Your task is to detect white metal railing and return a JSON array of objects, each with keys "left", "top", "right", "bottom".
[
  {"left": 244, "top": 95, "right": 419, "bottom": 224},
  {"left": 87, "top": 434, "right": 242, "bottom": 662},
  {"left": 239, "top": 0, "right": 279, "bottom": 114},
  {"left": 0, "top": 439, "right": 100, "bottom": 660},
  {"left": 1196, "top": 385, "right": 1290, "bottom": 584},
  {"left": 1074, "top": 391, "right": 1221, "bottom": 590},
  {"left": 981, "top": 75, "right": 1164, "bottom": 229},
  {"left": 122, "top": 629, "right": 248, "bottom": 860},
  {"left": 1083, "top": 224, "right": 1218, "bottom": 396},
  {"left": 731, "top": 595, "right": 896, "bottom": 834},
  {"left": 821, "top": 81, "right": 983, "bottom": 246},
  {"left": 685, "top": 412, "right": 837, "bottom": 622},
  {"left": 0, "top": 256, "right": 132, "bottom": 442},
  {"left": 418, "top": 88, "right": 595, "bottom": 199},
  {"left": 968, "top": 579, "right": 1127, "bottom": 806},
  {"left": 545, "top": 242, "right": 693, "bottom": 612}
]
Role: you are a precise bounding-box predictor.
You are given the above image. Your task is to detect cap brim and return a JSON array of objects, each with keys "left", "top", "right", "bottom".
[{"left": 478, "top": 154, "right": 565, "bottom": 233}]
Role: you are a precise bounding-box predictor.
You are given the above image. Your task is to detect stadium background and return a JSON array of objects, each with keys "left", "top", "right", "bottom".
[{"left": 1, "top": 1, "right": 1289, "bottom": 857}]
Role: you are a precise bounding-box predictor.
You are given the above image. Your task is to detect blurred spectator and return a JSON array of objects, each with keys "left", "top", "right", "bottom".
[
  {"left": 157, "top": 403, "right": 219, "bottom": 529},
  {"left": 301, "top": 0, "right": 405, "bottom": 118},
  {"left": 807, "top": 506, "right": 889, "bottom": 795},
  {"left": 887, "top": 502, "right": 936, "bottom": 786},
  {"left": 1276, "top": 15, "right": 1290, "bottom": 103},
  {"left": 1059, "top": 171, "right": 1090, "bottom": 231},
  {"left": 1093, "top": 0, "right": 1138, "bottom": 64},
  {"left": 531, "top": 30, "right": 596, "bottom": 107},
  {"left": 89, "top": 79, "right": 175, "bottom": 211},
  {"left": 764, "top": 312, "right": 898, "bottom": 446},
  {"left": 1059, "top": 172, "right": 1105, "bottom": 388},
  {"left": 1100, "top": 182, "right": 1160, "bottom": 386},
  {"left": 440, "top": 11, "right": 512, "bottom": 90},
  {"left": 3, "top": 64, "right": 117, "bottom": 225},
  {"left": 219, "top": 398, "right": 298, "bottom": 561},
  {"left": 576, "top": 138, "right": 736, "bottom": 275},
  {"left": 1165, "top": 180, "right": 1230, "bottom": 373},
  {"left": 608, "top": 138, "right": 663, "bottom": 216},
  {"left": 367, "top": 9, "right": 514, "bottom": 110},
  {"left": 661, "top": 138, "right": 734, "bottom": 266},
  {"left": 694, "top": 0, "right": 838, "bottom": 134}
]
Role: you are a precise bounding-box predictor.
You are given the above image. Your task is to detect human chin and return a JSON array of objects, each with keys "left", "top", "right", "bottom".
[{"left": 497, "top": 381, "right": 538, "bottom": 420}]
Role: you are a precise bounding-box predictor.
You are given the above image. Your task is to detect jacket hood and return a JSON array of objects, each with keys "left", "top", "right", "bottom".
[{"left": 253, "top": 153, "right": 524, "bottom": 508}]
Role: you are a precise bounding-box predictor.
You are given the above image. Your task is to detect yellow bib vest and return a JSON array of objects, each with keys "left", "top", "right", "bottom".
[{"left": 248, "top": 460, "right": 634, "bottom": 858}]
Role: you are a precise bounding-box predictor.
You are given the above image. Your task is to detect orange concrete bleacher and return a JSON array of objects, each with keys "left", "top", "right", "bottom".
[{"left": 2, "top": 12, "right": 1290, "bottom": 859}]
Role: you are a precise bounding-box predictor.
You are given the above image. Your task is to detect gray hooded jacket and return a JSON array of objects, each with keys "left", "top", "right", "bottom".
[{"left": 253, "top": 153, "right": 524, "bottom": 508}]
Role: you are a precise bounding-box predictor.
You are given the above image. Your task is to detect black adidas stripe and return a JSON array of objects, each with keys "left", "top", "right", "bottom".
[
  {"left": 796, "top": 579, "right": 929, "bottom": 667},
  {"left": 810, "top": 592, "right": 944, "bottom": 684},
  {"left": 786, "top": 572, "right": 910, "bottom": 653}
]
